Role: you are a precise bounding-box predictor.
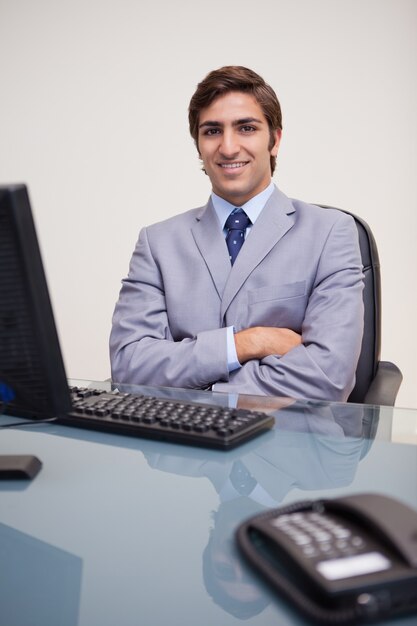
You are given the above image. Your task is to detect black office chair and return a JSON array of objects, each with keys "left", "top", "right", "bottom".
[{"left": 319, "top": 206, "right": 402, "bottom": 406}]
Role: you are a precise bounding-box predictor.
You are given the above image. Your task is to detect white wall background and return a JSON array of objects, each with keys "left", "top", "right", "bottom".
[{"left": 1, "top": 0, "right": 416, "bottom": 407}]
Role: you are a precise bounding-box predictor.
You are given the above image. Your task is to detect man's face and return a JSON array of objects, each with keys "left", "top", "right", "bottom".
[{"left": 198, "top": 91, "right": 281, "bottom": 206}]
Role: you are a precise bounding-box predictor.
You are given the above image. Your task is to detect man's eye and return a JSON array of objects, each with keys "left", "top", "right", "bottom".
[
  {"left": 204, "top": 128, "right": 221, "bottom": 136},
  {"left": 240, "top": 125, "right": 256, "bottom": 133}
]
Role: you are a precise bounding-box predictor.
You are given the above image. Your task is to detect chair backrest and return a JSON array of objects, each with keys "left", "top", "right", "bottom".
[{"left": 318, "top": 207, "right": 381, "bottom": 403}]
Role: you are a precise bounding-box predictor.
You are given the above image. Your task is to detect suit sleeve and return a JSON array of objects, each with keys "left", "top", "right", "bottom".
[
  {"left": 212, "top": 213, "right": 365, "bottom": 401},
  {"left": 110, "top": 227, "right": 230, "bottom": 389}
]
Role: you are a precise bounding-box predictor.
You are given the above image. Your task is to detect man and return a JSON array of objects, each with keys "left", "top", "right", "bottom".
[{"left": 110, "top": 66, "right": 364, "bottom": 401}]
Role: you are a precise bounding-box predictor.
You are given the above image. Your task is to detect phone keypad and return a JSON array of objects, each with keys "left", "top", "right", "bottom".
[{"left": 270, "top": 511, "right": 366, "bottom": 561}]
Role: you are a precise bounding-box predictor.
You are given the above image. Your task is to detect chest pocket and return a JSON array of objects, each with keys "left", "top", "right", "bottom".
[{"left": 246, "top": 281, "right": 307, "bottom": 330}]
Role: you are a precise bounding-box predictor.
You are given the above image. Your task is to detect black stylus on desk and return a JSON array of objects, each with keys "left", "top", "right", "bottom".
[{"left": 0, "top": 455, "right": 42, "bottom": 480}]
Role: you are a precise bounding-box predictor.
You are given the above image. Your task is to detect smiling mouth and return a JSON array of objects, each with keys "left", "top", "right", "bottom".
[{"left": 218, "top": 161, "right": 249, "bottom": 169}]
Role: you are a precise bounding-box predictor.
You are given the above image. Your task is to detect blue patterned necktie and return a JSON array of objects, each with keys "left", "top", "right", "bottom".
[{"left": 225, "top": 208, "right": 251, "bottom": 265}]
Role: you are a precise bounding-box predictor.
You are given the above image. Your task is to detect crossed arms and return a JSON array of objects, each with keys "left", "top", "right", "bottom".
[{"left": 110, "top": 208, "right": 364, "bottom": 401}]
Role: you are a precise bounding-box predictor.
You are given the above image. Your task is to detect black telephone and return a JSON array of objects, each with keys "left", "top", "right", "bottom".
[{"left": 236, "top": 493, "right": 417, "bottom": 624}]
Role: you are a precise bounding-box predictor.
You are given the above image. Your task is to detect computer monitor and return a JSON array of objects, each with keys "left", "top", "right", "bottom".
[{"left": 0, "top": 184, "right": 71, "bottom": 419}]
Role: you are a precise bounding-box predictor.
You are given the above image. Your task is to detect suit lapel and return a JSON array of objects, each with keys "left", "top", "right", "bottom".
[
  {"left": 220, "top": 187, "right": 296, "bottom": 319},
  {"left": 191, "top": 198, "right": 231, "bottom": 300}
]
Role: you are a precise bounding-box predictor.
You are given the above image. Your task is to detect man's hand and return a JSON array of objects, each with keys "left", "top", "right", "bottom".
[{"left": 234, "top": 327, "right": 302, "bottom": 364}]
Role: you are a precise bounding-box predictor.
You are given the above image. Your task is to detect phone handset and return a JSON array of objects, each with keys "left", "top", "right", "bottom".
[{"left": 236, "top": 493, "right": 417, "bottom": 624}]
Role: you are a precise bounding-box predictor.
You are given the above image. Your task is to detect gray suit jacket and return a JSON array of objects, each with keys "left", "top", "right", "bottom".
[{"left": 110, "top": 186, "right": 364, "bottom": 401}]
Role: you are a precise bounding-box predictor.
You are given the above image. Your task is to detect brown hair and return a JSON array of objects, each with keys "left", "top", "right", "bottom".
[{"left": 188, "top": 66, "right": 282, "bottom": 174}]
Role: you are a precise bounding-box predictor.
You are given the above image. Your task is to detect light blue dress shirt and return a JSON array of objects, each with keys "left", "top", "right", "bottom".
[{"left": 211, "top": 181, "right": 275, "bottom": 372}]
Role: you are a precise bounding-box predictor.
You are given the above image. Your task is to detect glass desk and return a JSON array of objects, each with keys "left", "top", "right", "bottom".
[{"left": 0, "top": 381, "right": 416, "bottom": 626}]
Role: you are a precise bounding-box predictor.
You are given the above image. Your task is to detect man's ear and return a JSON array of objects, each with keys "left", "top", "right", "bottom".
[{"left": 270, "top": 129, "right": 282, "bottom": 157}]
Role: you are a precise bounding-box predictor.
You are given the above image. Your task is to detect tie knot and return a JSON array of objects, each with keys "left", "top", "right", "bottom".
[{"left": 225, "top": 208, "right": 251, "bottom": 231}]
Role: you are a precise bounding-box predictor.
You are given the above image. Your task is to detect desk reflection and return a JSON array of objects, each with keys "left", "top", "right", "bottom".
[
  {"left": 0, "top": 523, "right": 82, "bottom": 626},
  {"left": 143, "top": 398, "right": 376, "bottom": 620}
]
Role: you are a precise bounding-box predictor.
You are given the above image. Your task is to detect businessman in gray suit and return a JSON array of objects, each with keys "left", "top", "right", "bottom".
[{"left": 110, "top": 66, "right": 364, "bottom": 401}]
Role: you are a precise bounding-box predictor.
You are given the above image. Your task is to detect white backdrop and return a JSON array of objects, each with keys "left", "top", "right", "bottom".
[{"left": 1, "top": 0, "right": 416, "bottom": 407}]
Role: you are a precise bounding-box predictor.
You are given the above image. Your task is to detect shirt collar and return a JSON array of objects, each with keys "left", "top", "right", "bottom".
[{"left": 211, "top": 181, "right": 275, "bottom": 230}]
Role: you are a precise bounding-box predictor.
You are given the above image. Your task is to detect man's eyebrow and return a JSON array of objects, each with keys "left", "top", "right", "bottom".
[
  {"left": 233, "top": 117, "right": 263, "bottom": 126},
  {"left": 198, "top": 120, "right": 221, "bottom": 128},
  {"left": 198, "top": 117, "right": 264, "bottom": 129}
]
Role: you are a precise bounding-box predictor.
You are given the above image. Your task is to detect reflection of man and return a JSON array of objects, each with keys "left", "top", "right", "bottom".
[
  {"left": 110, "top": 66, "right": 364, "bottom": 401},
  {"left": 202, "top": 497, "right": 270, "bottom": 620},
  {"left": 143, "top": 402, "right": 367, "bottom": 619}
]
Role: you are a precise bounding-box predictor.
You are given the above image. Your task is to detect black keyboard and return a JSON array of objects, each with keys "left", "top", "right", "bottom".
[{"left": 57, "top": 386, "right": 274, "bottom": 449}]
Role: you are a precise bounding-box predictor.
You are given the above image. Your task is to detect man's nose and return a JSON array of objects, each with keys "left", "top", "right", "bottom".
[{"left": 219, "top": 130, "right": 239, "bottom": 157}]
